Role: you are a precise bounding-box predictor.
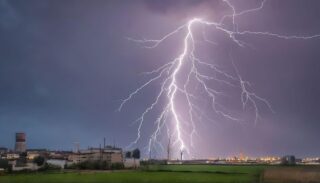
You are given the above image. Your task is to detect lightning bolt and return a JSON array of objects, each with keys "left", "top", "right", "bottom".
[{"left": 119, "top": 0, "right": 320, "bottom": 159}]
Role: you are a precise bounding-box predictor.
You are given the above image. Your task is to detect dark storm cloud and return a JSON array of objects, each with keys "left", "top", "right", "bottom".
[
  {"left": 142, "top": 0, "right": 224, "bottom": 21},
  {"left": 0, "top": 0, "right": 20, "bottom": 29},
  {"left": 143, "top": 0, "right": 220, "bottom": 13}
]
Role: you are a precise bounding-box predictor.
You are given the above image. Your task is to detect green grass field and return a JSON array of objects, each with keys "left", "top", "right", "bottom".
[
  {"left": 0, "top": 165, "right": 266, "bottom": 183},
  {"left": 144, "top": 164, "right": 266, "bottom": 174},
  {"left": 1, "top": 164, "right": 318, "bottom": 183}
]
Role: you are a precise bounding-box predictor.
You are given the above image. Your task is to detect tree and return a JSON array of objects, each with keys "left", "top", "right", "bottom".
[
  {"left": 132, "top": 149, "right": 140, "bottom": 159},
  {"left": 132, "top": 148, "right": 140, "bottom": 169},
  {"left": 33, "top": 156, "right": 45, "bottom": 166},
  {"left": 125, "top": 151, "right": 132, "bottom": 158}
]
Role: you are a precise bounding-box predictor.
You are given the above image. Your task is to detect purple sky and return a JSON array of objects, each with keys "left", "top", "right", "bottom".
[{"left": 0, "top": 0, "right": 320, "bottom": 158}]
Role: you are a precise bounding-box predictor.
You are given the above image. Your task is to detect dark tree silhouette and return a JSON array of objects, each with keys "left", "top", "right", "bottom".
[
  {"left": 33, "top": 156, "right": 45, "bottom": 166},
  {"left": 132, "top": 148, "right": 140, "bottom": 159},
  {"left": 125, "top": 151, "right": 132, "bottom": 158}
]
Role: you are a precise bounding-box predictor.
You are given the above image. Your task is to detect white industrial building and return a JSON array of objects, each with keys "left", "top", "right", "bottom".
[{"left": 68, "top": 147, "right": 123, "bottom": 164}]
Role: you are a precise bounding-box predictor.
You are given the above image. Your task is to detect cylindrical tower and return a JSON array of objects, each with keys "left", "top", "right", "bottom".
[{"left": 15, "top": 132, "right": 26, "bottom": 153}]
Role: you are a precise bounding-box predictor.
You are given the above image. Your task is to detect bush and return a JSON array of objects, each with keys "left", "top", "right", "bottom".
[
  {"left": 38, "top": 163, "right": 61, "bottom": 171},
  {"left": 64, "top": 163, "right": 76, "bottom": 169},
  {"left": 0, "top": 159, "right": 9, "bottom": 169},
  {"left": 141, "top": 159, "right": 167, "bottom": 166},
  {"left": 111, "top": 162, "right": 124, "bottom": 170},
  {"left": 33, "top": 156, "right": 45, "bottom": 166},
  {"left": 74, "top": 161, "right": 108, "bottom": 170},
  {"left": 65, "top": 161, "right": 124, "bottom": 170}
]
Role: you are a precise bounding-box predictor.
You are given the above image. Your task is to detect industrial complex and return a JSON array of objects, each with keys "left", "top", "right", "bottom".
[{"left": 0, "top": 132, "right": 319, "bottom": 172}]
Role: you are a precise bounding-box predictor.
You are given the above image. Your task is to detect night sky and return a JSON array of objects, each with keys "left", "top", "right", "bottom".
[{"left": 1, "top": 0, "right": 320, "bottom": 158}]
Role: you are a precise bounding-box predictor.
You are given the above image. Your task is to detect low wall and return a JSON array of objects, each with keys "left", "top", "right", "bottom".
[{"left": 124, "top": 158, "right": 140, "bottom": 168}]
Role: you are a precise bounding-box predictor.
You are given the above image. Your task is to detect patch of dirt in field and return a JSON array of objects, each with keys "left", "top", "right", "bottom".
[{"left": 262, "top": 166, "right": 320, "bottom": 183}]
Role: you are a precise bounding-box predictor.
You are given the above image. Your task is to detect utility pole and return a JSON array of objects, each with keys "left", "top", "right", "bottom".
[
  {"left": 73, "top": 142, "right": 80, "bottom": 165},
  {"left": 99, "top": 144, "right": 102, "bottom": 161}
]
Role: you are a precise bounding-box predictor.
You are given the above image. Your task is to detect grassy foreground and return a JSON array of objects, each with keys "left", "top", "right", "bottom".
[
  {"left": 144, "top": 164, "right": 266, "bottom": 174},
  {"left": 0, "top": 165, "right": 266, "bottom": 183}
]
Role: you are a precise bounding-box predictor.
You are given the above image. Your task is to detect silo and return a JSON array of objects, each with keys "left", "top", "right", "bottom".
[{"left": 15, "top": 132, "right": 26, "bottom": 153}]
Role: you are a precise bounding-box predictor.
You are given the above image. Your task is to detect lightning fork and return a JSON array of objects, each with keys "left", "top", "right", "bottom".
[{"left": 119, "top": 0, "right": 320, "bottom": 158}]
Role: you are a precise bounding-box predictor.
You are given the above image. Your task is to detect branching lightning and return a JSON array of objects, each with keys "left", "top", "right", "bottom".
[{"left": 119, "top": 0, "right": 320, "bottom": 159}]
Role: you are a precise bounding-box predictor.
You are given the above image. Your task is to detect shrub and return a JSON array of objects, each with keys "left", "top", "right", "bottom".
[
  {"left": 38, "top": 163, "right": 61, "bottom": 171},
  {"left": 33, "top": 156, "right": 45, "bottom": 166},
  {"left": 0, "top": 159, "right": 9, "bottom": 169},
  {"left": 111, "top": 162, "right": 124, "bottom": 170},
  {"left": 66, "top": 161, "right": 124, "bottom": 170}
]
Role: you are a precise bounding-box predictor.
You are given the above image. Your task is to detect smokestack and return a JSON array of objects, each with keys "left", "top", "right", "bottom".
[
  {"left": 73, "top": 142, "right": 80, "bottom": 153},
  {"left": 103, "top": 137, "right": 106, "bottom": 149}
]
